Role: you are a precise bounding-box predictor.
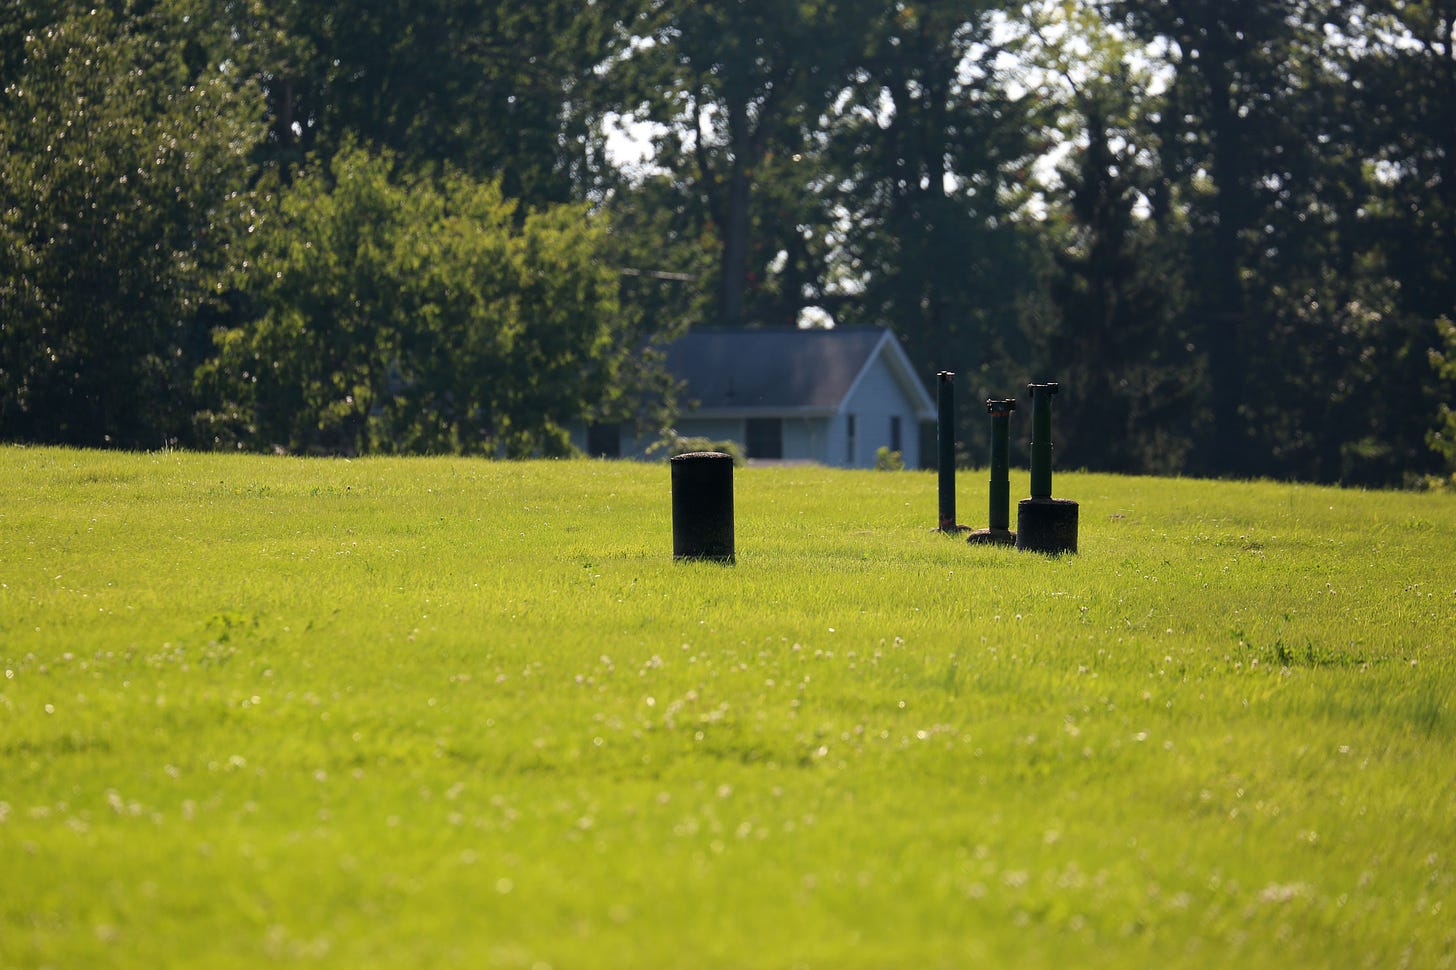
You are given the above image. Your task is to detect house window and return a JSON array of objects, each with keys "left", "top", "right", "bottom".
[
  {"left": 745, "top": 418, "right": 783, "bottom": 459},
  {"left": 586, "top": 423, "right": 621, "bottom": 458},
  {"left": 890, "top": 415, "right": 902, "bottom": 453},
  {"left": 845, "top": 414, "right": 856, "bottom": 464}
]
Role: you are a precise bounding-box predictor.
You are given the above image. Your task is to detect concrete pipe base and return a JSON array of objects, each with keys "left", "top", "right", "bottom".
[
  {"left": 966, "top": 527, "right": 1016, "bottom": 547},
  {"left": 1015, "top": 498, "right": 1079, "bottom": 555}
]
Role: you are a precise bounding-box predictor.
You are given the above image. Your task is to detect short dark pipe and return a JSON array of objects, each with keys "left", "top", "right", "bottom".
[
  {"left": 671, "top": 451, "right": 735, "bottom": 562},
  {"left": 967, "top": 398, "right": 1017, "bottom": 546},
  {"left": 987, "top": 398, "right": 1015, "bottom": 531},
  {"left": 937, "top": 371, "right": 957, "bottom": 531},
  {"left": 1028, "top": 382, "right": 1058, "bottom": 500},
  {"left": 1017, "top": 382, "right": 1078, "bottom": 555}
]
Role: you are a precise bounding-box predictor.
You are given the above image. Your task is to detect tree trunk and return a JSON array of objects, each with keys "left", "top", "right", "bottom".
[
  {"left": 719, "top": 165, "right": 750, "bottom": 328},
  {"left": 1195, "top": 33, "right": 1251, "bottom": 478},
  {"left": 718, "top": 93, "right": 752, "bottom": 329}
]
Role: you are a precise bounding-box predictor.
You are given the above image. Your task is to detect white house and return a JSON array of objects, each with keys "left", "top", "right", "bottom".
[{"left": 575, "top": 327, "right": 936, "bottom": 468}]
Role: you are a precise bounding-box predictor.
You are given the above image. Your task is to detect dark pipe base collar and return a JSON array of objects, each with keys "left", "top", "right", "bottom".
[
  {"left": 1015, "top": 498, "right": 1079, "bottom": 555},
  {"left": 966, "top": 527, "right": 1016, "bottom": 546}
]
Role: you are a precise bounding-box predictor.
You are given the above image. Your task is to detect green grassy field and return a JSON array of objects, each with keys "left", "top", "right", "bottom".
[{"left": 2, "top": 446, "right": 1453, "bottom": 968}]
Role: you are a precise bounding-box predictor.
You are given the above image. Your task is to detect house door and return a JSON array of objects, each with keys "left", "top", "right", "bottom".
[
  {"left": 586, "top": 423, "right": 621, "bottom": 458},
  {"left": 745, "top": 418, "right": 783, "bottom": 459}
]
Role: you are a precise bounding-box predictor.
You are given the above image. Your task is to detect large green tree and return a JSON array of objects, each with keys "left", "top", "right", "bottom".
[
  {"left": 1339, "top": 0, "right": 1456, "bottom": 483},
  {"left": 0, "top": 1, "right": 264, "bottom": 447},
  {"left": 1101, "top": 0, "right": 1450, "bottom": 485},
  {"left": 256, "top": 0, "right": 634, "bottom": 207},
  {"left": 1105, "top": 0, "right": 1324, "bottom": 476},
  {"left": 1021, "top": 0, "right": 1200, "bottom": 474},
  {"left": 613, "top": 0, "right": 874, "bottom": 328},
  {"left": 197, "top": 146, "right": 633, "bottom": 456},
  {"left": 1430, "top": 317, "right": 1456, "bottom": 486},
  {"left": 813, "top": 0, "right": 1039, "bottom": 462},
  {"left": 1351, "top": 1, "right": 1456, "bottom": 323}
]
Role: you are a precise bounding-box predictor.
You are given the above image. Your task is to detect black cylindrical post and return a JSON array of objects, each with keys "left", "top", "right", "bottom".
[
  {"left": 1016, "top": 382, "right": 1078, "bottom": 555},
  {"left": 988, "top": 398, "right": 1015, "bottom": 530},
  {"left": 967, "top": 398, "right": 1017, "bottom": 546},
  {"left": 937, "top": 371, "right": 957, "bottom": 532},
  {"left": 671, "top": 451, "right": 735, "bottom": 562},
  {"left": 1029, "top": 382, "right": 1057, "bottom": 499}
]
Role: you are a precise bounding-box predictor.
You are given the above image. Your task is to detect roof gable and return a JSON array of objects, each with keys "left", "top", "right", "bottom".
[{"left": 665, "top": 327, "right": 933, "bottom": 417}]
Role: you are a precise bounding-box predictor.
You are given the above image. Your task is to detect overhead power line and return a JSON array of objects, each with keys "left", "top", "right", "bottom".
[{"left": 618, "top": 267, "right": 697, "bottom": 283}]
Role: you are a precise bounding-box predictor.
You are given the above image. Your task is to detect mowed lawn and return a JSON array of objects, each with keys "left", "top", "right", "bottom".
[{"left": 1, "top": 446, "right": 1453, "bottom": 969}]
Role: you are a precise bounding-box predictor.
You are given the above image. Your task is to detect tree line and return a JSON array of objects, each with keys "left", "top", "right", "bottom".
[{"left": 2, "top": 0, "right": 1453, "bottom": 486}]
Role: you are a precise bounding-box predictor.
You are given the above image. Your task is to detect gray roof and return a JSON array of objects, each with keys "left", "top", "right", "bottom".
[{"left": 664, "top": 327, "right": 934, "bottom": 417}]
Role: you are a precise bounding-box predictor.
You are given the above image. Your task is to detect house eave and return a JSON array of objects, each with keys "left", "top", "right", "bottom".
[
  {"left": 878, "top": 332, "right": 938, "bottom": 420},
  {"left": 683, "top": 406, "right": 838, "bottom": 420}
]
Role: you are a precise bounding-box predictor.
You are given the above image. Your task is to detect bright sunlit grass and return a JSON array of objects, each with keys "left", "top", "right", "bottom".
[{"left": 2, "top": 446, "right": 1453, "bottom": 968}]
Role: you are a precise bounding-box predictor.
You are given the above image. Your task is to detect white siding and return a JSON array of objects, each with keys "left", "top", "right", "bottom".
[
  {"left": 783, "top": 416, "right": 830, "bottom": 463},
  {"left": 840, "top": 355, "right": 923, "bottom": 468}
]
